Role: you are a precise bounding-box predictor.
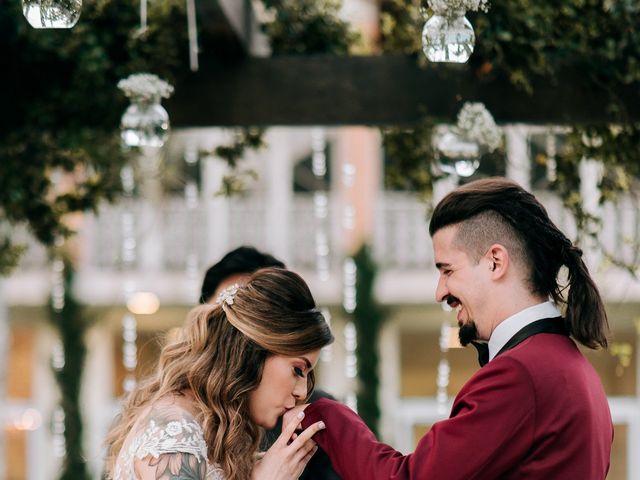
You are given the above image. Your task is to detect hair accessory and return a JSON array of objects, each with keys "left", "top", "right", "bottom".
[{"left": 216, "top": 283, "right": 240, "bottom": 306}]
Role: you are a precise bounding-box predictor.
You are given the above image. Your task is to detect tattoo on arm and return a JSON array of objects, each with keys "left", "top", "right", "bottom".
[{"left": 148, "top": 452, "right": 207, "bottom": 480}]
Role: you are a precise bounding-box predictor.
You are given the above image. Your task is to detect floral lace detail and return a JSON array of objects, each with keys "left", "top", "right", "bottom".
[{"left": 113, "top": 406, "right": 225, "bottom": 479}]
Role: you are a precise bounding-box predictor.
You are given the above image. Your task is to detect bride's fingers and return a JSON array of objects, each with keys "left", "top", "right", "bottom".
[
  {"left": 274, "top": 412, "right": 305, "bottom": 448},
  {"left": 289, "top": 420, "right": 325, "bottom": 450},
  {"left": 292, "top": 444, "right": 318, "bottom": 477},
  {"left": 292, "top": 439, "right": 317, "bottom": 463}
]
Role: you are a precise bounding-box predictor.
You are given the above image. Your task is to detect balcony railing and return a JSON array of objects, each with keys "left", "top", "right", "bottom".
[{"left": 12, "top": 191, "right": 640, "bottom": 281}]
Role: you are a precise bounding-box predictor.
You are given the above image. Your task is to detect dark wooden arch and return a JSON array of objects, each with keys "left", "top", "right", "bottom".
[{"left": 167, "top": 2, "right": 640, "bottom": 127}]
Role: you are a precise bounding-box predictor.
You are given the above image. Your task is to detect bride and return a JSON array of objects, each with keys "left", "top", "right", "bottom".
[{"left": 104, "top": 268, "right": 333, "bottom": 480}]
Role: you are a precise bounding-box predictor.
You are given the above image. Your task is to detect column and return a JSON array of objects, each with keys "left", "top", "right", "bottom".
[
  {"left": 0, "top": 280, "right": 8, "bottom": 479},
  {"left": 137, "top": 154, "right": 164, "bottom": 273},
  {"left": 81, "top": 324, "right": 115, "bottom": 479},
  {"left": 264, "top": 129, "right": 292, "bottom": 263},
  {"left": 202, "top": 147, "right": 230, "bottom": 266},
  {"left": 579, "top": 158, "right": 603, "bottom": 269},
  {"left": 31, "top": 328, "right": 59, "bottom": 480},
  {"left": 379, "top": 321, "right": 400, "bottom": 444},
  {"left": 333, "top": 127, "right": 382, "bottom": 255},
  {"left": 504, "top": 124, "right": 531, "bottom": 189}
]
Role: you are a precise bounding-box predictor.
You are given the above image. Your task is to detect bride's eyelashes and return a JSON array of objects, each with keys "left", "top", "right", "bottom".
[{"left": 294, "top": 367, "right": 305, "bottom": 378}]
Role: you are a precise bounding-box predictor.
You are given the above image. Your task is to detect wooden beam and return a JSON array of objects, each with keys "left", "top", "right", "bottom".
[
  {"left": 194, "top": 0, "right": 248, "bottom": 62},
  {"left": 167, "top": 54, "right": 640, "bottom": 127}
]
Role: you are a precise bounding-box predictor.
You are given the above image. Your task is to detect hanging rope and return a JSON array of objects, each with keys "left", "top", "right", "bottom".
[{"left": 186, "top": 0, "right": 199, "bottom": 71}]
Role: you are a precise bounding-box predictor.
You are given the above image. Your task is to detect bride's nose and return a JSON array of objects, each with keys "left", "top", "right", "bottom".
[{"left": 292, "top": 377, "right": 307, "bottom": 399}]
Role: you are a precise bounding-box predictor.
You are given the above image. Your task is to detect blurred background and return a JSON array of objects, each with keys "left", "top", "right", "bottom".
[{"left": 1, "top": 0, "right": 639, "bottom": 479}]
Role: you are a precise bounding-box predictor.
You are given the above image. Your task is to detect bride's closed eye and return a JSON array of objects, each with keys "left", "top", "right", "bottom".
[{"left": 294, "top": 367, "right": 305, "bottom": 378}]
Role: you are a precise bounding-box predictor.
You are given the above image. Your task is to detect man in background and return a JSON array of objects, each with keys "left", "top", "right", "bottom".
[{"left": 201, "top": 246, "right": 341, "bottom": 480}]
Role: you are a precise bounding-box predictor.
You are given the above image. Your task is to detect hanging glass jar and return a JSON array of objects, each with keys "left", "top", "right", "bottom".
[
  {"left": 120, "top": 96, "right": 170, "bottom": 148},
  {"left": 117, "top": 74, "right": 174, "bottom": 148},
  {"left": 422, "top": 9, "right": 475, "bottom": 63},
  {"left": 434, "top": 128, "right": 481, "bottom": 178},
  {"left": 22, "top": 0, "right": 81, "bottom": 29}
]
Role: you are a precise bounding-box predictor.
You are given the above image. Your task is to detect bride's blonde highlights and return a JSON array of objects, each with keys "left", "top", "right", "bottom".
[{"left": 105, "top": 268, "right": 333, "bottom": 480}]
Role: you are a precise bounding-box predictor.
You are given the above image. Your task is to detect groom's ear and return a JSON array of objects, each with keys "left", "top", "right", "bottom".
[{"left": 485, "top": 244, "right": 508, "bottom": 279}]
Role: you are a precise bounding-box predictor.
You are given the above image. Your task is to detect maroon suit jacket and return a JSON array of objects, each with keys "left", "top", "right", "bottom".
[{"left": 303, "top": 333, "right": 613, "bottom": 479}]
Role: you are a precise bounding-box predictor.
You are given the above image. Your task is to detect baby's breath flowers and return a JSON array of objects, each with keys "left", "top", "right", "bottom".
[
  {"left": 428, "top": 0, "right": 490, "bottom": 15},
  {"left": 117, "top": 73, "right": 174, "bottom": 103},
  {"left": 456, "top": 102, "right": 502, "bottom": 152}
]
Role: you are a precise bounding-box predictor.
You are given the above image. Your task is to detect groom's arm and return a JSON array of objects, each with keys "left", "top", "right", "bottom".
[
  {"left": 300, "top": 359, "right": 536, "bottom": 480},
  {"left": 300, "top": 398, "right": 415, "bottom": 480}
]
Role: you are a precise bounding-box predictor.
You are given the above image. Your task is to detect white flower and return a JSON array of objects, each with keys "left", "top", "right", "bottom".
[
  {"left": 216, "top": 283, "right": 240, "bottom": 306},
  {"left": 165, "top": 421, "right": 183, "bottom": 436},
  {"left": 456, "top": 102, "right": 502, "bottom": 152},
  {"left": 428, "top": 0, "right": 490, "bottom": 15},
  {"left": 118, "top": 73, "right": 174, "bottom": 103}
]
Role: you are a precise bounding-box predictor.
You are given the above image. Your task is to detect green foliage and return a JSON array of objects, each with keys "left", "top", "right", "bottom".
[
  {"left": 352, "top": 245, "right": 388, "bottom": 435},
  {"left": 379, "top": 0, "right": 640, "bottom": 274},
  {"left": 0, "top": 237, "right": 26, "bottom": 276},
  {"left": 380, "top": 0, "right": 423, "bottom": 54},
  {"left": 383, "top": 121, "right": 441, "bottom": 203},
  {"left": 554, "top": 125, "right": 640, "bottom": 274},
  {"left": 48, "top": 258, "right": 94, "bottom": 480},
  {"left": 259, "top": 0, "right": 359, "bottom": 54},
  {"left": 205, "top": 128, "right": 266, "bottom": 196},
  {"left": 0, "top": 0, "right": 190, "bottom": 273}
]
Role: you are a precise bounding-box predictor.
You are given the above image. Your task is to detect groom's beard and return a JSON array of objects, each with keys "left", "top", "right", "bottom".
[{"left": 458, "top": 322, "right": 480, "bottom": 346}]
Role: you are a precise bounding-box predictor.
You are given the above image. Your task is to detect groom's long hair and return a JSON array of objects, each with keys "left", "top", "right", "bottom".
[{"left": 104, "top": 268, "right": 333, "bottom": 480}]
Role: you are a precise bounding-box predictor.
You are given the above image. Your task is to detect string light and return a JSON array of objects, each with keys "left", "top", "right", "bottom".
[
  {"left": 311, "top": 128, "right": 330, "bottom": 282},
  {"left": 51, "top": 339, "right": 65, "bottom": 371},
  {"left": 342, "top": 258, "right": 357, "bottom": 314},
  {"left": 320, "top": 307, "right": 333, "bottom": 363},
  {"left": 344, "top": 319, "right": 358, "bottom": 412},
  {"left": 52, "top": 407, "right": 66, "bottom": 458},
  {"left": 310, "top": 128, "right": 333, "bottom": 369},
  {"left": 184, "top": 147, "right": 200, "bottom": 285},
  {"left": 51, "top": 256, "right": 65, "bottom": 313},
  {"left": 341, "top": 151, "right": 358, "bottom": 410},
  {"left": 120, "top": 164, "right": 138, "bottom": 393},
  {"left": 122, "top": 314, "right": 138, "bottom": 393},
  {"left": 545, "top": 130, "right": 558, "bottom": 183},
  {"left": 341, "top": 160, "right": 356, "bottom": 231},
  {"left": 436, "top": 321, "right": 452, "bottom": 415}
]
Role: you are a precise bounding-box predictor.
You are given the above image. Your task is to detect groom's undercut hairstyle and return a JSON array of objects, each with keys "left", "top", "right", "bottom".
[
  {"left": 200, "top": 246, "right": 285, "bottom": 304},
  {"left": 452, "top": 210, "right": 531, "bottom": 281},
  {"left": 429, "top": 177, "right": 609, "bottom": 350}
]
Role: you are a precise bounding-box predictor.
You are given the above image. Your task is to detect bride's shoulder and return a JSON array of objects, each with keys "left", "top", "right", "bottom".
[
  {"left": 130, "top": 396, "right": 207, "bottom": 456},
  {"left": 115, "top": 395, "right": 212, "bottom": 479}
]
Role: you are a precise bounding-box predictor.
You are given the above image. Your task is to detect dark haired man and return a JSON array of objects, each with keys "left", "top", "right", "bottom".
[
  {"left": 201, "top": 246, "right": 341, "bottom": 480},
  {"left": 200, "top": 246, "right": 286, "bottom": 304},
  {"left": 290, "top": 178, "right": 613, "bottom": 479}
]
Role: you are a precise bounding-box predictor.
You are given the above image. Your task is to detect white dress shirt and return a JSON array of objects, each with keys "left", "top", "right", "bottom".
[{"left": 487, "top": 301, "right": 562, "bottom": 363}]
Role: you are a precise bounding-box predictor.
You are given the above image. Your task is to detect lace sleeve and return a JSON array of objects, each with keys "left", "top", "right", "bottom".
[{"left": 117, "top": 406, "right": 213, "bottom": 480}]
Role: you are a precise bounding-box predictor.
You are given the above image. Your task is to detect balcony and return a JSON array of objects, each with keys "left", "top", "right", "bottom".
[{"left": 5, "top": 189, "right": 640, "bottom": 305}]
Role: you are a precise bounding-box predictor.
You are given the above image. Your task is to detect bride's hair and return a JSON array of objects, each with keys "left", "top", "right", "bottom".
[{"left": 104, "top": 267, "right": 334, "bottom": 480}]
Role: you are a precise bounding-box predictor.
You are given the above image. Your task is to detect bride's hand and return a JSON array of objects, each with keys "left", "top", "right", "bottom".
[{"left": 251, "top": 411, "right": 325, "bottom": 480}]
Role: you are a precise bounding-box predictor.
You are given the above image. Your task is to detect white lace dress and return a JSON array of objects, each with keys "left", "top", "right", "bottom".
[{"left": 113, "top": 404, "right": 225, "bottom": 480}]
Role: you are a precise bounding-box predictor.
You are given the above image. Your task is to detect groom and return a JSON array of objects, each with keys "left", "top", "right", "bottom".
[{"left": 290, "top": 177, "right": 613, "bottom": 479}]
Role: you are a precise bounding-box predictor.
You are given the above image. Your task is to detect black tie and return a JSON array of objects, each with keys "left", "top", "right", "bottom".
[{"left": 471, "top": 341, "right": 489, "bottom": 367}]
